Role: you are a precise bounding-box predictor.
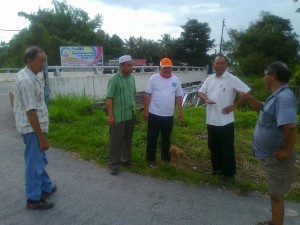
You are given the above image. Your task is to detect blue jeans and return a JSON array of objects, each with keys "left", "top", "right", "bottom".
[{"left": 22, "top": 132, "right": 53, "bottom": 201}]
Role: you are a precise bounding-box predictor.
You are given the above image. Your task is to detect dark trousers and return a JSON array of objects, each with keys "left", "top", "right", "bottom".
[
  {"left": 146, "top": 113, "right": 174, "bottom": 162},
  {"left": 108, "top": 116, "right": 135, "bottom": 169},
  {"left": 207, "top": 123, "right": 236, "bottom": 177}
]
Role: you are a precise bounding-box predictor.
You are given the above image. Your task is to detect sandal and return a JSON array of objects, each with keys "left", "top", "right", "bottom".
[{"left": 257, "top": 221, "right": 273, "bottom": 225}]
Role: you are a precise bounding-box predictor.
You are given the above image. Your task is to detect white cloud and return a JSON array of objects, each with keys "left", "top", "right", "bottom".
[
  {"left": 0, "top": 0, "right": 299, "bottom": 52},
  {"left": 102, "top": 8, "right": 177, "bottom": 40},
  {"left": 190, "top": 3, "right": 224, "bottom": 13},
  {"left": 0, "top": 0, "right": 53, "bottom": 42}
]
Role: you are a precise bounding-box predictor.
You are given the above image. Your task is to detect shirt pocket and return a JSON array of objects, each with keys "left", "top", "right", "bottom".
[{"left": 259, "top": 110, "right": 277, "bottom": 129}]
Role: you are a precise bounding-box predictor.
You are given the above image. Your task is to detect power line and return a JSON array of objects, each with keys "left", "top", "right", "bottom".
[{"left": 0, "top": 29, "right": 21, "bottom": 32}]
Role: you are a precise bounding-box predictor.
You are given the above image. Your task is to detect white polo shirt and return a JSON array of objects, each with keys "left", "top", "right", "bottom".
[
  {"left": 13, "top": 67, "right": 49, "bottom": 134},
  {"left": 145, "top": 73, "right": 184, "bottom": 116},
  {"left": 199, "top": 71, "right": 250, "bottom": 126}
]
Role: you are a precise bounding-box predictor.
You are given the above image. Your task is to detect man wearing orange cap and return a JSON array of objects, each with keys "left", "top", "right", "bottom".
[{"left": 144, "top": 58, "right": 184, "bottom": 168}]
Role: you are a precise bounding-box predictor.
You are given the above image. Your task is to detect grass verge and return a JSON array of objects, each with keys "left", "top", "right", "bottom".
[{"left": 47, "top": 94, "right": 300, "bottom": 202}]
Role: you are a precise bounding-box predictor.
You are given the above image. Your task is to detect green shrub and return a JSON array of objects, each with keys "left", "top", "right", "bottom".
[
  {"left": 246, "top": 76, "right": 270, "bottom": 100},
  {"left": 48, "top": 93, "right": 96, "bottom": 123},
  {"left": 291, "top": 64, "right": 300, "bottom": 86},
  {"left": 48, "top": 106, "right": 78, "bottom": 123},
  {"left": 235, "top": 111, "right": 258, "bottom": 129}
]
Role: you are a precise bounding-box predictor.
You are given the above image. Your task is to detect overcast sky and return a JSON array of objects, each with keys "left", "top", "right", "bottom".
[{"left": 0, "top": 0, "right": 299, "bottom": 52}]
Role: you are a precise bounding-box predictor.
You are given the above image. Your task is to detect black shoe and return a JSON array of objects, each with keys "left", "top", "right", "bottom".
[
  {"left": 221, "top": 175, "right": 233, "bottom": 183},
  {"left": 121, "top": 160, "right": 135, "bottom": 166},
  {"left": 41, "top": 184, "right": 57, "bottom": 199},
  {"left": 109, "top": 168, "right": 118, "bottom": 175},
  {"left": 26, "top": 199, "right": 54, "bottom": 210},
  {"left": 204, "top": 169, "right": 220, "bottom": 175}
]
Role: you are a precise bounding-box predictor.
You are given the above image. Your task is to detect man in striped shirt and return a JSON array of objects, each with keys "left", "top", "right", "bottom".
[
  {"left": 106, "top": 55, "right": 137, "bottom": 175},
  {"left": 13, "top": 47, "right": 56, "bottom": 210}
]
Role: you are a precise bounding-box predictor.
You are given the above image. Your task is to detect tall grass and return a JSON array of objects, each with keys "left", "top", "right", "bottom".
[{"left": 47, "top": 94, "right": 300, "bottom": 202}]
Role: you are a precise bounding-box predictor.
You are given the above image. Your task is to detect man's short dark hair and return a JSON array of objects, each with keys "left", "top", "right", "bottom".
[
  {"left": 266, "top": 61, "right": 291, "bottom": 83},
  {"left": 215, "top": 54, "right": 228, "bottom": 63},
  {"left": 24, "top": 47, "right": 44, "bottom": 64}
]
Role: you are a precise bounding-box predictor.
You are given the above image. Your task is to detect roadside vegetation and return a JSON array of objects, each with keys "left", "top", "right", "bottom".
[
  {"left": 47, "top": 93, "right": 300, "bottom": 203},
  {"left": 1, "top": 1, "right": 299, "bottom": 78}
]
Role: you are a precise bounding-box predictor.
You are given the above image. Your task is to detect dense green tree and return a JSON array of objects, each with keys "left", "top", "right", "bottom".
[
  {"left": 0, "top": 1, "right": 214, "bottom": 68},
  {"left": 177, "top": 19, "right": 215, "bottom": 66},
  {"left": 141, "top": 39, "right": 161, "bottom": 64},
  {"left": 0, "top": 0, "right": 106, "bottom": 66},
  {"left": 136, "top": 36, "right": 145, "bottom": 58},
  {"left": 123, "top": 36, "right": 161, "bottom": 64},
  {"left": 159, "top": 34, "right": 173, "bottom": 58},
  {"left": 104, "top": 34, "right": 124, "bottom": 61},
  {"left": 223, "top": 11, "right": 300, "bottom": 76},
  {"left": 122, "top": 20, "right": 215, "bottom": 67},
  {"left": 18, "top": 0, "right": 104, "bottom": 65},
  {"left": 159, "top": 34, "right": 172, "bottom": 48},
  {"left": 18, "top": 0, "right": 103, "bottom": 45},
  {"left": 124, "top": 36, "right": 137, "bottom": 57}
]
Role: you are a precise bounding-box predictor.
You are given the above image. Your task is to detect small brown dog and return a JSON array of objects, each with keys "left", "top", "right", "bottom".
[{"left": 169, "top": 145, "right": 187, "bottom": 164}]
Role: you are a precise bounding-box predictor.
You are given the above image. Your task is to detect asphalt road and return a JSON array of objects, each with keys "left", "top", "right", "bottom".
[{"left": 0, "top": 81, "right": 299, "bottom": 225}]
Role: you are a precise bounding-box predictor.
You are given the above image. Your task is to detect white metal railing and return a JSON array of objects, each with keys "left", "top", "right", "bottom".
[
  {"left": 181, "top": 85, "right": 300, "bottom": 108},
  {"left": 182, "top": 84, "right": 203, "bottom": 107},
  {"left": 0, "top": 66, "right": 206, "bottom": 77},
  {"left": 0, "top": 68, "right": 22, "bottom": 73},
  {"left": 45, "top": 65, "right": 206, "bottom": 76}
]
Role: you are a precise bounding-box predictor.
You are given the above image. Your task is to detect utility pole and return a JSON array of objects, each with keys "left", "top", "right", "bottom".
[
  {"left": 43, "top": 55, "right": 50, "bottom": 105},
  {"left": 219, "top": 19, "right": 225, "bottom": 54}
]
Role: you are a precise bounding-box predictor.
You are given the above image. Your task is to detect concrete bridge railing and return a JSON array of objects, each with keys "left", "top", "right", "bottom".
[
  {"left": 0, "top": 66, "right": 208, "bottom": 100},
  {"left": 2, "top": 67, "right": 299, "bottom": 110},
  {"left": 48, "top": 67, "right": 207, "bottom": 99}
]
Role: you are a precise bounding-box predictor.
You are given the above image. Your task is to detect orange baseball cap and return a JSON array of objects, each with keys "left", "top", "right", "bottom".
[{"left": 160, "top": 58, "right": 173, "bottom": 67}]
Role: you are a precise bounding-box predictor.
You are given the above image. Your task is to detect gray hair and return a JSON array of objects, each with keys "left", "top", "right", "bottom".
[{"left": 24, "top": 46, "right": 44, "bottom": 64}]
